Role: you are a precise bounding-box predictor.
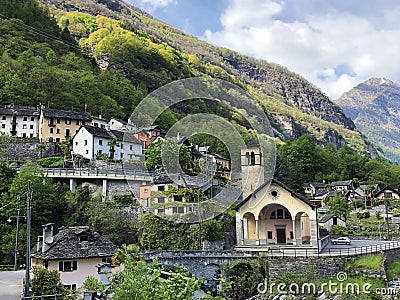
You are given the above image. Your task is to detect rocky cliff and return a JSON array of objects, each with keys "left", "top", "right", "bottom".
[{"left": 336, "top": 78, "right": 400, "bottom": 162}]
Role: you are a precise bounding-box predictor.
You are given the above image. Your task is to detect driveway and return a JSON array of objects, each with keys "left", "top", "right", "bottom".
[{"left": 0, "top": 270, "right": 24, "bottom": 300}]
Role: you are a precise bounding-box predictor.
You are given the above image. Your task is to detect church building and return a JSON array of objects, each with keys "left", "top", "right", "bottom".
[{"left": 236, "top": 139, "right": 318, "bottom": 249}]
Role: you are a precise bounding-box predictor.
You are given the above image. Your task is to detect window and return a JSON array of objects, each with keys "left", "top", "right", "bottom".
[
  {"left": 158, "top": 186, "right": 165, "bottom": 191},
  {"left": 267, "top": 231, "right": 273, "bottom": 239},
  {"left": 23, "top": 116, "right": 27, "bottom": 121},
  {"left": 290, "top": 231, "right": 294, "bottom": 239},
  {"left": 99, "top": 140, "right": 103, "bottom": 146},
  {"left": 59, "top": 261, "right": 77, "bottom": 272},
  {"left": 56, "top": 128, "right": 60, "bottom": 134},
  {"left": 1, "top": 116, "right": 5, "bottom": 120},
  {"left": 85, "top": 150, "right": 89, "bottom": 154},
  {"left": 1, "top": 124, "right": 4, "bottom": 128},
  {"left": 158, "top": 197, "right": 165, "bottom": 203},
  {"left": 75, "top": 142, "right": 78, "bottom": 146},
  {"left": 285, "top": 210, "right": 291, "bottom": 219},
  {"left": 65, "top": 119, "right": 71, "bottom": 125},
  {"left": 79, "top": 235, "right": 89, "bottom": 242},
  {"left": 64, "top": 284, "right": 76, "bottom": 290},
  {"left": 120, "top": 153, "right": 123, "bottom": 159},
  {"left": 30, "top": 117, "right": 34, "bottom": 121},
  {"left": 385, "top": 192, "right": 393, "bottom": 199},
  {"left": 130, "top": 145, "right": 133, "bottom": 150},
  {"left": 84, "top": 140, "right": 88, "bottom": 146},
  {"left": 174, "top": 195, "right": 183, "bottom": 202},
  {"left": 277, "top": 209, "right": 284, "bottom": 219},
  {"left": 157, "top": 208, "right": 165, "bottom": 214},
  {"left": 30, "top": 125, "right": 33, "bottom": 129},
  {"left": 56, "top": 118, "right": 61, "bottom": 124},
  {"left": 94, "top": 122, "right": 99, "bottom": 127},
  {"left": 120, "top": 143, "right": 123, "bottom": 149},
  {"left": 23, "top": 133, "right": 26, "bottom": 137},
  {"left": 250, "top": 152, "right": 255, "bottom": 165},
  {"left": 102, "top": 257, "right": 112, "bottom": 264},
  {"left": 50, "top": 128, "right": 54, "bottom": 134},
  {"left": 172, "top": 206, "right": 184, "bottom": 214},
  {"left": 82, "top": 121, "right": 86, "bottom": 126},
  {"left": 65, "top": 129, "right": 70, "bottom": 137},
  {"left": 144, "top": 189, "right": 148, "bottom": 193},
  {"left": 56, "top": 138, "right": 60, "bottom": 143},
  {"left": 98, "top": 150, "right": 103, "bottom": 154},
  {"left": 22, "top": 124, "right": 27, "bottom": 129},
  {"left": 76, "top": 120, "right": 80, "bottom": 125},
  {"left": 30, "top": 133, "right": 33, "bottom": 138},
  {"left": 270, "top": 211, "right": 276, "bottom": 219}
]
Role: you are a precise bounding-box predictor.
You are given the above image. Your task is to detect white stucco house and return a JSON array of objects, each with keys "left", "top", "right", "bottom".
[
  {"left": 0, "top": 105, "right": 40, "bottom": 138},
  {"left": 318, "top": 214, "right": 346, "bottom": 231},
  {"left": 72, "top": 125, "right": 142, "bottom": 161},
  {"left": 31, "top": 224, "right": 117, "bottom": 289},
  {"left": 108, "top": 117, "right": 137, "bottom": 131}
]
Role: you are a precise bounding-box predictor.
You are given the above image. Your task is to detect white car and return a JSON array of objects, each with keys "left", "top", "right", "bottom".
[{"left": 331, "top": 237, "right": 351, "bottom": 245}]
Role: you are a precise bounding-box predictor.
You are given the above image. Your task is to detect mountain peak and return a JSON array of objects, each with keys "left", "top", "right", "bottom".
[{"left": 337, "top": 77, "right": 400, "bottom": 162}]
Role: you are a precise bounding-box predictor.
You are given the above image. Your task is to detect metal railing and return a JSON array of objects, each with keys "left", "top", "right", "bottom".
[
  {"left": 43, "top": 168, "right": 155, "bottom": 178},
  {"left": 321, "top": 241, "right": 400, "bottom": 257}
]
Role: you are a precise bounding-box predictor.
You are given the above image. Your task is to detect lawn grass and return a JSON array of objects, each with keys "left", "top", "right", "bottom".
[
  {"left": 347, "top": 253, "right": 383, "bottom": 270},
  {"left": 386, "top": 259, "right": 400, "bottom": 280}
]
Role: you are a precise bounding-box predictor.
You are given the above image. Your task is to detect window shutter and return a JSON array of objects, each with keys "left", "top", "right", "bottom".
[
  {"left": 73, "top": 261, "right": 77, "bottom": 271},
  {"left": 59, "top": 261, "right": 63, "bottom": 271}
]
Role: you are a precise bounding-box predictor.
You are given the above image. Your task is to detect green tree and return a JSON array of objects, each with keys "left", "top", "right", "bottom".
[
  {"left": 145, "top": 138, "right": 190, "bottom": 173},
  {"left": 108, "top": 138, "right": 119, "bottom": 160},
  {"left": 112, "top": 244, "right": 141, "bottom": 267},
  {"left": 35, "top": 143, "right": 46, "bottom": 158},
  {"left": 31, "top": 267, "right": 70, "bottom": 299},
  {"left": 325, "top": 193, "right": 351, "bottom": 221},
  {"left": 109, "top": 257, "right": 201, "bottom": 300}
]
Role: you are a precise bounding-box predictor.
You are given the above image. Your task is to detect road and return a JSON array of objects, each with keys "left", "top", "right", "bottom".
[
  {"left": 322, "top": 239, "right": 396, "bottom": 255},
  {"left": 0, "top": 270, "right": 24, "bottom": 300}
]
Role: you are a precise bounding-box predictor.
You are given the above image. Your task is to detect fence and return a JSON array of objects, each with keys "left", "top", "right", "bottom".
[
  {"left": 43, "top": 168, "right": 154, "bottom": 178},
  {"left": 265, "top": 241, "right": 400, "bottom": 258}
]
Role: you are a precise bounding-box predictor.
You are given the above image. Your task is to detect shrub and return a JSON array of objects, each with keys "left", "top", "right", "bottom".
[{"left": 36, "top": 156, "right": 64, "bottom": 168}]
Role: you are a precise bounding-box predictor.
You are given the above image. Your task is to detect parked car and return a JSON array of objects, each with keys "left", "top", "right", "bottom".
[{"left": 331, "top": 237, "right": 351, "bottom": 245}]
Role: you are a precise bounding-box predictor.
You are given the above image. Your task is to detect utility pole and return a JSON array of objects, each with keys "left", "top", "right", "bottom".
[
  {"left": 385, "top": 198, "right": 390, "bottom": 240},
  {"left": 25, "top": 180, "right": 32, "bottom": 298},
  {"left": 14, "top": 196, "right": 21, "bottom": 271}
]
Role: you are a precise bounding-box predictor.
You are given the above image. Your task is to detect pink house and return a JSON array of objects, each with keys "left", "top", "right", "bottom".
[{"left": 31, "top": 224, "right": 117, "bottom": 289}]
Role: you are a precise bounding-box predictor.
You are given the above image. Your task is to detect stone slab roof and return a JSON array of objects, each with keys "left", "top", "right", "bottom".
[
  {"left": 31, "top": 226, "right": 117, "bottom": 261},
  {"left": 42, "top": 108, "right": 92, "bottom": 121},
  {"left": 0, "top": 105, "right": 39, "bottom": 116}
]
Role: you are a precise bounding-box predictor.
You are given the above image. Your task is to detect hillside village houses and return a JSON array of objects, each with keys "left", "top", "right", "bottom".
[
  {"left": 0, "top": 105, "right": 40, "bottom": 138},
  {"left": 72, "top": 125, "right": 143, "bottom": 161}
]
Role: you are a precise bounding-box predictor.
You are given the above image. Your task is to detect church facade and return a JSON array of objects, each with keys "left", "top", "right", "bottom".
[{"left": 236, "top": 139, "right": 318, "bottom": 249}]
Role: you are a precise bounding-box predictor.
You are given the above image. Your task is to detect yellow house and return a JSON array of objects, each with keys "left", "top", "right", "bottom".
[
  {"left": 39, "top": 107, "right": 92, "bottom": 143},
  {"left": 31, "top": 224, "right": 117, "bottom": 289},
  {"left": 236, "top": 139, "right": 318, "bottom": 249}
]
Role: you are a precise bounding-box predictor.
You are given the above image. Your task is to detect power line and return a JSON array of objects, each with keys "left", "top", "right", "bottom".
[{"left": 0, "top": 13, "right": 89, "bottom": 54}]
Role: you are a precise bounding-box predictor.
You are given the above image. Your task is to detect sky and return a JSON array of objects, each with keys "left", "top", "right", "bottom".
[{"left": 126, "top": 0, "right": 400, "bottom": 100}]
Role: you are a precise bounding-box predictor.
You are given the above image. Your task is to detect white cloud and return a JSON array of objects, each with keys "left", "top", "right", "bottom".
[
  {"left": 205, "top": 0, "right": 400, "bottom": 99},
  {"left": 134, "top": 0, "right": 176, "bottom": 12}
]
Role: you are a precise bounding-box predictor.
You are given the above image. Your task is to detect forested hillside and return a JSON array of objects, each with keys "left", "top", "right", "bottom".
[
  {"left": 0, "top": 0, "right": 144, "bottom": 119},
  {"left": 4, "top": 0, "right": 378, "bottom": 155}
]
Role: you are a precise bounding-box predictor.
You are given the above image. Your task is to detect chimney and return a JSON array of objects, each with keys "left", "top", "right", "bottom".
[
  {"left": 42, "top": 223, "right": 54, "bottom": 252},
  {"left": 98, "top": 114, "right": 102, "bottom": 119},
  {"left": 36, "top": 236, "right": 43, "bottom": 252}
]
